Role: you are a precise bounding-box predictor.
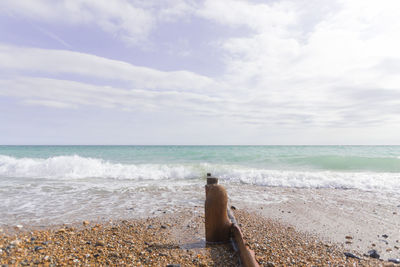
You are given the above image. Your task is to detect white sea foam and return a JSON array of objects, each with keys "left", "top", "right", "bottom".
[
  {"left": 1, "top": 154, "right": 400, "bottom": 226},
  {"left": 0, "top": 155, "right": 197, "bottom": 180},
  {"left": 0, "top": 154, "right": 399, "bottom": 192}
]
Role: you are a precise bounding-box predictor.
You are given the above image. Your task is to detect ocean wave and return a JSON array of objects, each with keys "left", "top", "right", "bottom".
[
  {"left": 0, "top": 155, "right": 200, "bottom": 180},
  {"left": 0, "top": 155, "right": 399, "bottom": 192}
]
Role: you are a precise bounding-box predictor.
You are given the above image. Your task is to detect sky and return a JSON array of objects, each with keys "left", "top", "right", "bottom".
[{"left": 1, "top": 0, "right": 400, "bottom": 145}]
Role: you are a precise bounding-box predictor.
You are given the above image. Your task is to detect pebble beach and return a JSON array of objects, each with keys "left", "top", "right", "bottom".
[
  {"left": 0, "top": 206, "right": 392, "bottom": 266},
  {"left": 1, "top": 146, "right": 400, "bottom": 266}
]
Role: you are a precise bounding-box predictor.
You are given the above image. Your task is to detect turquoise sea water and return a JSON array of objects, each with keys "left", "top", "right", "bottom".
[
  {"left": 1, "top": 145, "right": 400, "bottom": 172},
  {"left": 1, "top": 145, "right": 399, "bottom": 225}
]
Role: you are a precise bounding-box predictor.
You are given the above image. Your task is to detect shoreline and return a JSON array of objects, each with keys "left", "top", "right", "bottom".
[
  {"left": 0, "top": 206, "right": 391, "bottom": 266},
  {"left": 1, "top": 185, "right": 399, "bottom": 266},
  {"left": 226, "top": 185, "right": 400, "bottom": 261}
]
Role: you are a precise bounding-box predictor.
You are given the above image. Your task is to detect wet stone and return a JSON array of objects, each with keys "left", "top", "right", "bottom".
[
  {"left": 34, "top": 246, "right": 44, "bottom": 251},
  {"left": 344, "top": 252, "right": 361, "bottom": 259},
  {"left": 367, "top": 249, "right": 380, "bottom": 259},
  {"left": 388, "top": 258, "right": 400, "bottom": 264}
]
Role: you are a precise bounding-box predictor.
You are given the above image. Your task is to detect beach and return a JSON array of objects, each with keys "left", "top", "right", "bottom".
[
  {"left": 227, "top": 185, "right": 400, "bottom": 261},
  {"left": 0, "top": 146, "right": 399, "bottom": 265},
  {"left": 1, "top": 187, "right": 399, "bottom": 266},
  {"left": 0, "top": 207, "right": 388, "bottom": 266}
]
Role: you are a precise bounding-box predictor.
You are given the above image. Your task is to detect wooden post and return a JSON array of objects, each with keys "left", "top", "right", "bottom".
[
  {"left": 205, "top": 173, "right": 231, "bottom": 242},
  {"left": 204, "top": 173, "right": 259, "bottom": 267},
  {"left": 206, "top": 173, "right": 218, "bottom": 185}
]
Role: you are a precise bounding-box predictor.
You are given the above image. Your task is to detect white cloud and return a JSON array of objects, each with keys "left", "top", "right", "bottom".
[
  {"left": 0, "top": 76, "right": 226, "bottom": 115},
  {"left": 0, "top": 0, "right": 154, "bottom": 44},
  {"left": 195, "top": 0, "right": 400, "bottom": 127},
  {"left": 2, "top": 0, "right": 400, "bottom": 139},
  {"left": 22, "top": 99, "right": 77, "bottom": 109},
  {"left": 198, "top": 0, "right": 296, "bottom": 31},
  {"left": 0, "top": 44, "right": 217, "bottom": 93}
]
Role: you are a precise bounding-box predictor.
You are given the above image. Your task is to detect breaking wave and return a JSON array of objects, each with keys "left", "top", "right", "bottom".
[{"left": 1, "top": 154, "right": 399, "bottom": 192}]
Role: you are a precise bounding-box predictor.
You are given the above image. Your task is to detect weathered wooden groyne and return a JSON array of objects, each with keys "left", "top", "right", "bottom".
[{"left": 205, "top": 173, "right": 259, "bottom": 267}]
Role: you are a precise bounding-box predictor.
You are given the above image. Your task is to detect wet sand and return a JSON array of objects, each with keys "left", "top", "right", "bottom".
[{"left": 227, "top": 185, "right": 400, "bottom": 261}]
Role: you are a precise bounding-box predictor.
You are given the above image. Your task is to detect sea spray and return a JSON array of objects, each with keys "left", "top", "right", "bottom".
[{"left": 0, "top": 154, "right": 399, "bottom": 192}]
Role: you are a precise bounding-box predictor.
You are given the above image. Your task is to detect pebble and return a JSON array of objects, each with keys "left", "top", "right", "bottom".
[
  {"left": 10, "top": 239, "right": 21, "bottom": 246},
  {"left": 345, "top": 236, "right": 353, "bottom": 239},
  {"left": 95, "top": 241, "right": 105, "bottom": 246},
  {"left": 83, "top": 221, "right": 90, "bottom": 226},
  {"left": 34, "top": 246, "right": 44, "bottom": 251},
  {"left": 388, "top": 258, "right": 400, "bottom": 264},
  {"left": 382, "top": 234, "right": 389, "bottom": 239},
  {"left": 367, "top": 249, "right": 380, "bottom": 259},
  {"left": 344, "top": 252, "right": 360, "bottom": 259},
  {"left": 0, "top": 209, "right": 385, "bottom": 267}
]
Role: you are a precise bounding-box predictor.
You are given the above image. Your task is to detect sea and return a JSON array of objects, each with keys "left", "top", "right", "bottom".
[{"left": 1, "top": 145, "right": 399, "bottom": 226}]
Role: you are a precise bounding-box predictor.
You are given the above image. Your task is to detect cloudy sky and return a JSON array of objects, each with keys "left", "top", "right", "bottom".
[{"left": 1, "top": 0, "right": 400, "bottom": 145}]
